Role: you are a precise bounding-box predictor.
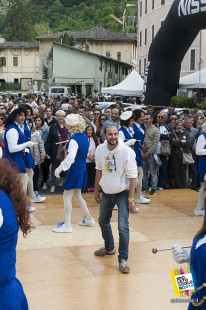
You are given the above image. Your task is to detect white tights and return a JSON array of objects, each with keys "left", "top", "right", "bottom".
[
  {"left": 26, "top": 168, "right": 36, "bottom": 198},
  {"left": 63, "top": 189, "right": 92, "bottom": 227},
  {"left": 18, "top": 173, "right": 29, "bottom": 195},
  {"left": 196, "top": 182, "right": 204, "bottom": 211}
]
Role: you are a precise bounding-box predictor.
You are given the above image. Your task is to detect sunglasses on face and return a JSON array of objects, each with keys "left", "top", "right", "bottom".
[
  {"left": 101, "top": 118, "right": 106, "bottom": 121},
  {"left": 0, "top": 118, "right": 3, "bottom": 120},
  {"left": 94, "top": 113, "right": 100, "bottom": 115}
]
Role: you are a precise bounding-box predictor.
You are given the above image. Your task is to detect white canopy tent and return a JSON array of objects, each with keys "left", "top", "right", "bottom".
[
  {"left": 179, "top": 68, "right": 206, "bottom": 88},
  {"left": 101, "top": 69, "right": 144, "bottom": 96}
]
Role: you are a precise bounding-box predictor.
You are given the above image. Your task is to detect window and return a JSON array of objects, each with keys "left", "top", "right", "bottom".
[
  {"left": 161, "top": 0, "right": 165, "bottom": 5},
  {"left": 13, "top": 57, "right": 18, "bottom": 66},
  {"left": 139, "top": 59, "right": 141, "bottom": 75},
  {"left": 106, "top": 51, "right": 110, "bottom": 58},
  {"left": 152, "top": 0, "right": 154, "bottom": 9},
  {"left": 145, "top": 28, "right": 147, "bottom": 45},
  {"left": 117, "top": 52, "right": 121, "bottom": 61},
  {"left": 139, "top": 31, "right": 142, "bottom": 47},
  {"left": 145, "top": 0, "right": 147, "bottom": 14},
  {"left": 14, "top": 78, "right": 19, "bottom": 83},
  {"left": 125, "top": 68, "right": 128, "bottom": 75},
  {"left": 0, "top": 57, "right": 6, "bottom": 66},
  {"left": 122, "top": 67, "right": 125, "bottom": 75},
  {"left": 190, "top": 49, "right": 196, "bottom": 71},
  {"left": 140, "top": 1, "right": 142, "bottom": 17},
  {"left": 115, "top": 64, "right": 118, "bottom": 74},
  {"left": 144, "top": 58, "right": 147, "bottom": 72},
  {"left": 151, "top": 25, "right": 155, "bottom": 41}
]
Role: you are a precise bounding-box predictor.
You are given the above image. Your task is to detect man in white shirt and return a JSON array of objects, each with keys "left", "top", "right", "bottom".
[{"left": 94, "top": 125, "right": 137, "bottom": 273}]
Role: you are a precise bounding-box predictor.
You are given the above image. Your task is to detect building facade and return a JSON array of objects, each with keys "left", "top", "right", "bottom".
[
  {"left": 52, "top": 42, "right": 132, "bottom": 96},
  {"left": 36, "top": 26, "right": 137, "bottom": 79},
  {"left": 0, "top": 42, "right": 39, "bottom": 90},
  {"left": 138, "top": 0, "right": 206, "bottom": 77}
]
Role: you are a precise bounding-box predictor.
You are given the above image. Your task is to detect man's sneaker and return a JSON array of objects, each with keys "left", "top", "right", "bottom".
[
  {"left": 157, "top": 187, "right": 164, "bottom": 190},
  {"left": 134, "top": 204, "right": 140, "bottom": 212},
  {"left": 119, "top": 259, "right": 130, "bottom": 273},
  {"left": 27, "top": 203, "right": 35, "bottom": 212},
  {"left": 149, "top": 189, "right": 156, "bottom": 195},
  {"left": 113, "top": 204, "right": 118, "bottom": 210},
  {"left": 194, "top": 207, "right": 205, "bottom": 216},
  {"left": 136, "top": 196, "right": 151, "bottom": 204},
  {"left": 94, "top": 247, "right": 116, "bottom": 256},
  {"left": 53, "top": 222, "right": 72, "bottom": 233},
  {"left": 79, "top": 216, "right": 95, "bottom": 226},
  {"left": 30, "top": 193, "right": 46, "bottom": 203},
  {"left": 42, "top": 182, "right": 48, "bottom": 190},
  {"left": 50, "top": 185, "right": 55, "bottom": 193}
]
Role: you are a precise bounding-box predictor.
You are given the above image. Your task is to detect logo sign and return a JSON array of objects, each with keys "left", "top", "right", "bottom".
[
  {"left": 170, "top": 265, "right": 195, "bottom": 297},
  {"left": 28, "top": 81, "right": 32, "bottom": 86},
  {"left": 175, "top": 274, "right": 194, "bottom": 291}
]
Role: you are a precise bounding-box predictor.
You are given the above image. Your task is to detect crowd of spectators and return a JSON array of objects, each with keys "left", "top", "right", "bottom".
[{"left": 0, "top": 92, "right": 205, "bottom": 194}]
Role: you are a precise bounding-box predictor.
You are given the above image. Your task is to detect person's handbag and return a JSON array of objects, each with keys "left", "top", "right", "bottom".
[
  {"left": 174, "top": 132, "right": 194, "bottom": 165},
  {"left": 161, "top": 141, "right": 171, "bottom": 156},
  {"left": 182, "top": 151, "right": 195, "bottom": 165}
]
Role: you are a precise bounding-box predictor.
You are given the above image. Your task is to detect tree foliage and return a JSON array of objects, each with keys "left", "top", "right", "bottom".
[
  {"left": 4, "top": 0, "right": 35, "bottom": 41},
  {"left": 2, "top": 0, "right": 136, "bottom": 41}
]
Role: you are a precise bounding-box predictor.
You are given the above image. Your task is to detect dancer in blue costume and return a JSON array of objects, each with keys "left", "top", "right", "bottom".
[
  {"left": 0, "top": 158, "right": 32, "bottom": 309},
  {"left": 119, "top": 110, "right": 139, "bottom": 212},
  {"left": 194, "top": 123, "right": 206, "bottom": 216},
  {"left": 173, "top": 180, "right": 206, "bottom": 309},
  {"left": 53, "top": 114, "right": 95, "bottom": 233},
  {"left": 22, "top": 104, "right": 46, "bottom": 206},
  {"left": 132, "top": 109, "right": 151, "bottom": 205},
  {"left": 3, "top": 105, "right": 36, "bottom": 196}
]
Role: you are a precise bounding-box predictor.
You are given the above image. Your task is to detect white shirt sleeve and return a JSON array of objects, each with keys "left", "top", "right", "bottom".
[
  {"left": 60, "top": 139, "right": 78, "bottom": 171},
  {"left": 196, "top": 135, "right": 206, "bottom": 155},
  {"left": 6, "top": 128, "right": 27, "bottom": 153},
  {"left": 0, "top": 208, "right": 3, "bottom": 228},
  {"left": 95, "top": 145, "right": 102, "bottom": 170},
  {"left": 119, "top": 130, "right": 125, "bottom": 141},
  {"left": 125, "top": 149, "right": 138, "bottom": 179}
]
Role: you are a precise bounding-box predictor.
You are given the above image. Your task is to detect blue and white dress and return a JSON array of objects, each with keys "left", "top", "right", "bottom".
[
  {"left": 63, "top": 133, "right": 89, "bottom": 190},
  {"left": 4, "top": 124, "right": 27, "bottom": 173},
  {"left": 23, "top": 123, "right": 35, "bottom": 169},
  {"left": 133, "top": 123, "right": 145, "bottom": 167},
  {"left": 0, "top": 189, "right": 28, "bottom": 309}
]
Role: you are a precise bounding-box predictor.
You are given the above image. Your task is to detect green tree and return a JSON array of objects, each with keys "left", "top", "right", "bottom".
[
  {"left": 4, "top": 0, "right": 35, "bottom": 41},
  {"left": 34, "top": 22, "right": 51, "bottom": 37}
]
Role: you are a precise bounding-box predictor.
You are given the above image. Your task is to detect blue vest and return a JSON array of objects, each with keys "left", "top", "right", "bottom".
[
  {"left": 4, "top": 124, "right": 27, "bottom": 173},
  {"left": 133, "top": 123, "right": 145, "bottom": 167},
  {"left": 66, "top": 133, "right": 89, "bottom": 169},
  {"left": 119, "top": 127, "right": 133, "bottom": 142},
  {"left": 23, "top": 124, "right": 35, "bottom": 169},
  {"left": 0, "top": 189, "right": 18, "bottom": 285}
]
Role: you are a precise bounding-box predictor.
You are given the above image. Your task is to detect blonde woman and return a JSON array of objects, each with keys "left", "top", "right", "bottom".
[{"left": 53, "top": 114, "right": 95, "bottom": 232}]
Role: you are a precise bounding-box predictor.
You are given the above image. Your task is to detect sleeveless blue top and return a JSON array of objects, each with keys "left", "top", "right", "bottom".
[
  {"left": 4, "top": 124, "right": 27, "bottom": 173},
  {"left": 133, "top": 123, "right": 145, "bottom": 167},
  {"left": 188, "top": 234, "right": 206, "bottom": 309},
  {"left": 23, "top": 123, "right": 35, "bottom": 169},
  {"left": 0, "top": 189, "right": 28, "bottom": 309},
  {"left": 198, "top": 132, "right": 206, "bottom": 182},
  {"left": 63, "top": 133, "right": 89, "bottom": 190}
]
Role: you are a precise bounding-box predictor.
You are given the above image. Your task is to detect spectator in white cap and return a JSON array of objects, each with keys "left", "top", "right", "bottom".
[{"left": 53, "top": 113, "right": 95, "bottom": 233}]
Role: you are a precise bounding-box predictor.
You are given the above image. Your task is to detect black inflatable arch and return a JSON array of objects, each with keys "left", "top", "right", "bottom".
[{"left": 142, "top": 0, "right": 206, "bottom": 106}]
